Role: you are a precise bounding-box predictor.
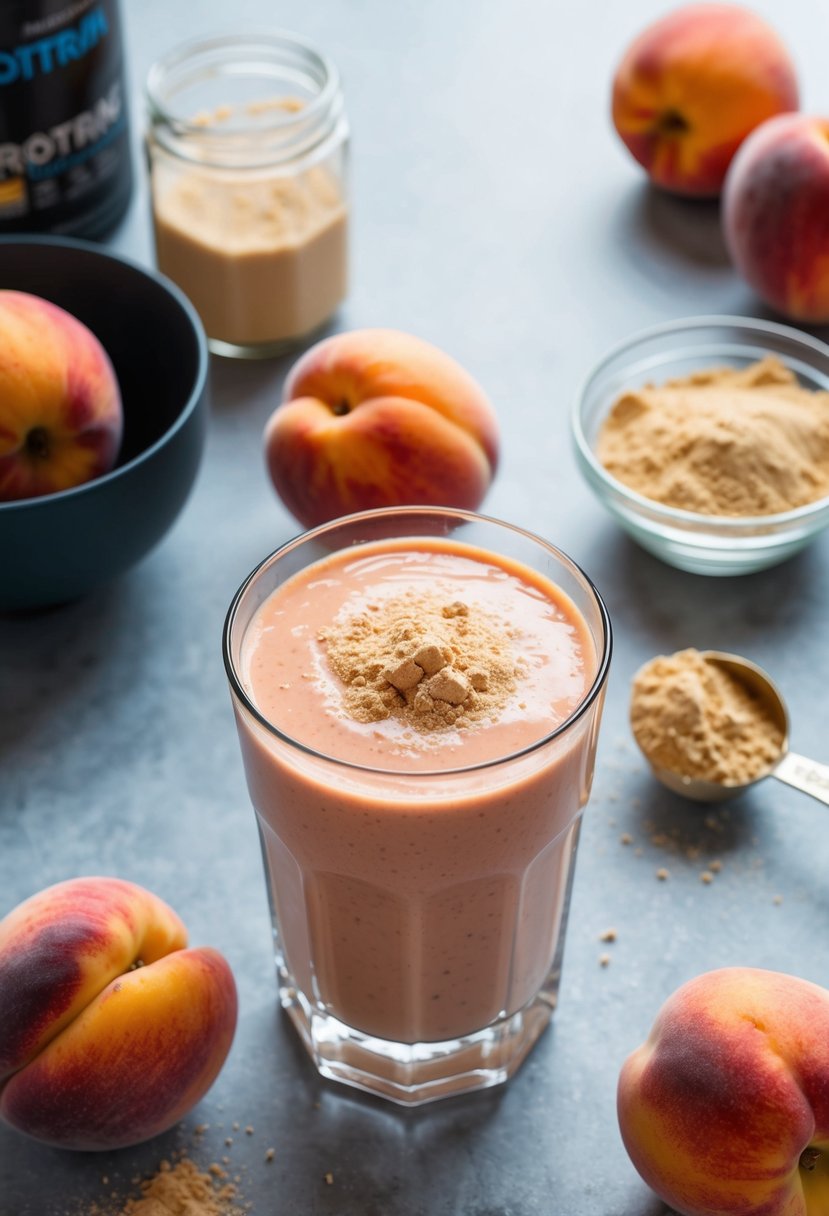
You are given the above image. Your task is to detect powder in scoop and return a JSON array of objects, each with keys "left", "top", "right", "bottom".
[
  {"left": 321, "top": 595, "right": 522, "bottom": 731},
  {"left": 597, "top": 356, "right": 829, "bottom": 516},
  {"left": 630, "top": 648, "right": 784, "bottom": 786}
]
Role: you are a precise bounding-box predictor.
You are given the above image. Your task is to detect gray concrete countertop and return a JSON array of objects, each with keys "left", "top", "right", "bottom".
[{"left": 3, "top": 1, "right": 829, "bottom": 1213}]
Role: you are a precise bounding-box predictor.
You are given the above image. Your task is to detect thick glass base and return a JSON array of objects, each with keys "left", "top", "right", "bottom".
[
  {"left": 207, "top": 318, "right": 334, "bottom": 360},
  {"left": 208, "top": 333, "right": 306, "bottom": 360},
  {"left": 278, "top": 965, "right": 559, "bottom": 1106}
]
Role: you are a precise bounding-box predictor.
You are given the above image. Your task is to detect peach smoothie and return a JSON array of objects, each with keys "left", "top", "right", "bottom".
[{"left": 229, "top": 531, "right": 608, "bottom": 1056}]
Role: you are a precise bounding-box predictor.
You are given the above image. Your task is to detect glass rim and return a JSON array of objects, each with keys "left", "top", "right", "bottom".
[
  {"left": 145, "top": 29, "right": 343, "bottom": 166},
  {"left": 222, "top": 506, "right": 613, "bottom": 778},
  {"left": 571, "top": 313, "right": 829, "bottom": 530}
]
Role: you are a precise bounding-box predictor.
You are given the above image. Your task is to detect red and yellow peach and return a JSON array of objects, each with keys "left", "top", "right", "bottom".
[
  {"left": 264, "top": 328, "right": 500, "bottom": 529},
  {"left": 611, "top": 3, "right": 799, "bottom": 198},
  {"left": 617, "top": 967, "right": 829, "bottom": 1216},
  {"left": 723, "top": 112, "right": 829, "bottom": 322},
  {"left": 0, "top": 877, "right": 237, "bottom": 1151},
  {"left": 0, "top": 290, "right": 123, "bottom": 502}
]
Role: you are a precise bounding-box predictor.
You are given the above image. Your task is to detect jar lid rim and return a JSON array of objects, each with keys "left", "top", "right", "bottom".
[{"left": 145, "top": 29, "right": 342, "bottom": 138}]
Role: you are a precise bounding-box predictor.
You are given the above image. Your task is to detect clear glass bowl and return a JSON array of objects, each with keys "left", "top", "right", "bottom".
[{"left": 572, "top": 316, "right": 829, "bottom": 576}]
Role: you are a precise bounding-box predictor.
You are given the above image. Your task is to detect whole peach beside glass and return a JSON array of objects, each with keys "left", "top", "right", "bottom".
[
  {"left": 0, "top": 877, "right": 237, "bottom": 1151},
  {"left": 617, "top": 967, "right": 829, "bottom": 1216},
  {"left": 263, "top": 328, "right": 500, "bottom": 529},
  {"left": 611, "top": 3, "right": 799, "bottom": 198},
  {"left": 0, "top": 291, "right": 123, "bottom": 502},
  {"left": 723, "top": 113, "right": 829, "bottom": 322}
]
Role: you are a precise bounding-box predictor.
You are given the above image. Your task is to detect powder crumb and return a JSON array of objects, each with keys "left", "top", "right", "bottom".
[
  {"left": 773, "top": 894, "right": 784, "bottom": 906},
  {"left": 630, "top": 649, "right": 784, "bottom": 787},
  {"left": 244, "top": 1126, "right": 254, "bottom": 1136},
  {"left": 324, "top": 1173, "right": 334, "bottom": 1186},
  {"left": 656, "top": 868, "right": 670, "bottom": 881},
  {"left": 700, "top": 870, "right": 714, "bottom": 884},
  {"left": 599, "top": 953, "right": 611, "bottom": 968},
  {"left": 596, "top": 356, "right": 829, "bottom": 516},
  {"left": 599, "top": 928, "right": 617, "bottom": 942},
  {"left": 108, "top": 1157, "right": 244, "bottom": 1216},
  {"left": 620, "top": 833, "right": 633, "bottom": 846},
  {"left": 323, "top": 594, "right": 520, "bottom": 732},
  {"left": 710, "top": 859, "right": 723, "bottom": 873},
  {"left": 265, "top": 1149, "right": 275, "bottom": 1163}
]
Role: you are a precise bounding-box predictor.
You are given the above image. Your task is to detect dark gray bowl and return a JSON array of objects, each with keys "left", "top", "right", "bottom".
[{"left": 0, "top": 236, "right": 208, "bottom": 611}]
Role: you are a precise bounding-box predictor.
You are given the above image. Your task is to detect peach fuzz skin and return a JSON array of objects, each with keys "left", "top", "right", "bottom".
[
  {"left": 0, "top": 877, "right": 237, "bottom": 1151},
  {"left": 0, "top": 290, "right": 123, "bottom": 502},
  {"left": 723, "top": 113, "right": 829, "bottom": 322},
  {"left": 611, "top": 3, "right": 799, "bottom": 198},
  {"left": 617, "top": 968, "right": 829, "bottom": 1216},
  {"left": 264, "top": 328, "right": 500, "bottom": 529}
]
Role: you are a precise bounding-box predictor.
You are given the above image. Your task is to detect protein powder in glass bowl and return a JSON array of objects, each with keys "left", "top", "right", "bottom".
[{"left": 0, "top": 0, "right": 133, "bottom": 239}]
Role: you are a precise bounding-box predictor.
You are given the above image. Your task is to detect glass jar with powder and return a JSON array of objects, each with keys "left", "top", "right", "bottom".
[{"left": 145, "top": 32, "right": 349, "bottom": 358}]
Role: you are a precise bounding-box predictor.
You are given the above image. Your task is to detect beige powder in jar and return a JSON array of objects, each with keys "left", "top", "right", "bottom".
[{"left": 152, "top": 160, "right": 347, "bottom": 349}]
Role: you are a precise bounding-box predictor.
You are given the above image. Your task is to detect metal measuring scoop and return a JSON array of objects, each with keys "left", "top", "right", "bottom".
[{"left": 641, "top": 651, "right": 829, "bottom": 806}]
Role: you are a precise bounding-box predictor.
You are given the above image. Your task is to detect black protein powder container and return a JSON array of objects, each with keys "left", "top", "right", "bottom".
[{"left": 0, "top": 0, "right": 132, "bottom": 237}]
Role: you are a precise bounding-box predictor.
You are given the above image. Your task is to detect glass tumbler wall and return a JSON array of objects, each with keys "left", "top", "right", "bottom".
[
  {"left": 145, "top": 32, "right": 348, "bottom": 358},
  {"left": 223, "top": 509, "right": 611, "bottom": 1104}
]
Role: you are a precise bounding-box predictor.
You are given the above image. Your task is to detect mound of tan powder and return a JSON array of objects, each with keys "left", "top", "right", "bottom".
[
  {"left": 630, "top": 648, "right": 784, "bottom": 786},
  {"left": 84, "top": 1158, "right": 245, "bottom": 1216},
  {"left": 597, "top": 356, "right": 829, "bottom": 516},
  {"left": 321, "top": 594, "right": 522, "bottom": 731}
]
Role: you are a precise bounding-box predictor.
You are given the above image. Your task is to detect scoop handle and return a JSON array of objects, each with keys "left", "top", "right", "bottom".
[{"left": 772, "top": 752, "right": 829, "bottom": 807}]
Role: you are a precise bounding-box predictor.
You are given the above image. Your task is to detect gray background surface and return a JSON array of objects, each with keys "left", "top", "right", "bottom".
[{"left": 3, "top": 1, "right": 829, "bottom": 1213}]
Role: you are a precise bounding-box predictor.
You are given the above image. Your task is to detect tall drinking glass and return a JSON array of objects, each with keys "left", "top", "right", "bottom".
[{"left": 223, "top": 507, "right": 611, "bottom": 1105}]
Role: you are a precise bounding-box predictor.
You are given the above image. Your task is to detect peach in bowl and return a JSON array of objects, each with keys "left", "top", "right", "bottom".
[
  {"left": 0, "top": 236, "right": 208, "bottom": 612},
  {"left": 571, "top": 316, "right": 829, "bottom": 577}
]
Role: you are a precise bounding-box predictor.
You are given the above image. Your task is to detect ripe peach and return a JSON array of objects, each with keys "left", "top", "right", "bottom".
[
  {"left": 0, "top": 877, "right": 237, "bottom": 1151},
  {"left": 617, "top": 967, "right": 829, "bottom": 1216},
  {"left": 723, "top": 113, "right": 829, "bottom": 321},
  {"left": 611, "top": 3, "right": 799, "bottom": 198},
  {"left": 0, "top": 290, "right": 122, "bottom": 502},
  {"left": 264, "top": 328, "right": 500, "bottom": 529}
]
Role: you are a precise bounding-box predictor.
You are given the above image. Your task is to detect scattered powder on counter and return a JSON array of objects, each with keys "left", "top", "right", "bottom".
[
  {"left": 631, "top": 648, "right": 784, "bottom": 787},
  {"left": 81, "top": 1157, "right": 245, "bottom": 1216},
  {"left": 596, "top": 356, "right": 829, "bottom": 515},
  {"left": 321, "top": 594, "right": 522, "bottom": 731}
]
